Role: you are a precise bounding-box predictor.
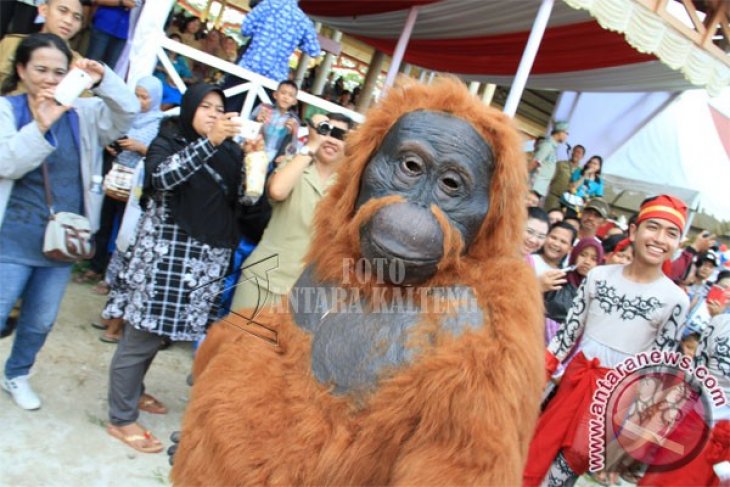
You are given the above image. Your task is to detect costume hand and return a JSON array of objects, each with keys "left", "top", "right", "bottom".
[
  {"left": 539, "top": 269, "right": 567, "bottom": 293},
  {"left": 690, "top": 232, "right": 716, "bottom": 253},
  {"left": 33, "top": 89, "right": 70, "bottom": 133},
  {"left": 167, "top": 430, "right": 180, "bottom": 466},
  {"left": 73, "top": 58, "right": 105, "bottom": 85},
  {"left": 208, "top": 113, "right": 241, "bottom": 146}
]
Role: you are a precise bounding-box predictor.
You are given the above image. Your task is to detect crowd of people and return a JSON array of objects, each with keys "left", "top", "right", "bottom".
[
  {"left": 0, "top": 0, "right": 729, "bottom": 484},
  {"left": 523, "top": 136, "right": 730, "bottom": 484}
]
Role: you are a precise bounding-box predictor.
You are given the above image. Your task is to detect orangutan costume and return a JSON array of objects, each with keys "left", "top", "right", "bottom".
[{"left": 170, "top": 78, "right": 544, "bottom": 485}]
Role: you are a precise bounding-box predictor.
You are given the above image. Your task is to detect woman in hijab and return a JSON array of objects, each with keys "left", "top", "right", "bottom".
[
  {"left": 543, "top": 238, "right": 604, "bottom": 345},
  {"left": 105, "top": 84, "right": 243, "bottom": 454},
  {"left": 91, "top": 76, "right": 164, "bottom": 340}
]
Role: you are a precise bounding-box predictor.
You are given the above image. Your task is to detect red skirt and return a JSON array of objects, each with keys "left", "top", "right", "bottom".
[
  {"left": 639, "top": 420, "right": 730, "bottom": 487},
  {"left": 523, "top": 352, "right": 610, "bottom": 486}
]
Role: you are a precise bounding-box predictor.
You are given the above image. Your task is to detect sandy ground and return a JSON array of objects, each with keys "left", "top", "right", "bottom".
[
  {"left": 0, "top": 280, "right": 631, "bottom": 487},
  {"left": 0, "top": 281, "right": 192, "bottom": 487}
]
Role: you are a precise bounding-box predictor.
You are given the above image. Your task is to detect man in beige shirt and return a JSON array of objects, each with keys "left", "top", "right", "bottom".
[
  {"left": 231, "top": 112, "right": 354, "bottom": 312},
  {"left": 544, "top": 144, "right": 584, "bottom": 211},
  {"left": 0, "top": 0, "right": 85, "bottom": 94}
]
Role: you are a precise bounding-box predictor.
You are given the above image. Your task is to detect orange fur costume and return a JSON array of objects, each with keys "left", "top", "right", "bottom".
[{"left": 171, "top": 79, "right": 544, "bottom": 485}]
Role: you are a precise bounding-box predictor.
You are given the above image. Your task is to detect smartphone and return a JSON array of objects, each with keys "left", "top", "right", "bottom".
[
  {"left": 707, "top": 285, "right": 729, "bottom": 307},
  {"left": 231, "top": 117, "right": 262, "bottom": 144},
  {"left": 54, "top": 68, "right": 92, "bottom": 106},
  {"left": 110, "top": 135, "right": 128, "bottom": 153}
]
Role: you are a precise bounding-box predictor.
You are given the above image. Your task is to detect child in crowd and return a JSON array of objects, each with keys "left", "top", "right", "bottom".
[
  {"left": 605, "top": 237, "right": 633, "bottom": 265},
  {"left": 543, "top": 238, "right": 604, "bottom": 345},
  {"left": 251, "top": 79, "right": 300, "bottom": 165}
]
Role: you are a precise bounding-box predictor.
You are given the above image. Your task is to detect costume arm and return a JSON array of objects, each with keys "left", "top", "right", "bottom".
[
  {"left": 147, "top": 137, "right": 218, "bottom": 191},
  {"left": 547, "top": 273, "right": 591, "bottom": 363}
]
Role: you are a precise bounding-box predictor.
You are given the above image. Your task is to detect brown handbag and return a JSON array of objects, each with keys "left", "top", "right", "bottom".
[{"left": 40, "top": 162, "right": 96, "bottom": 262}]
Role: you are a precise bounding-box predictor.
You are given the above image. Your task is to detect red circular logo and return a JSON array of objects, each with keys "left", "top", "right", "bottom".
[{"left": 605, "top": 367, "right": 711, "bottom": 472}]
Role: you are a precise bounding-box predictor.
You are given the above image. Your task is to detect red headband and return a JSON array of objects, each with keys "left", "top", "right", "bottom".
[{"left": 636, "top": 195, "right": 688, "bottom": 232}]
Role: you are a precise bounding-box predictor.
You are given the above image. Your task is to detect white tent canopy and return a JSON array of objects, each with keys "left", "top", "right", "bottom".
[{"left": 554, "top": 88, "right": 730, "bottom": 221}]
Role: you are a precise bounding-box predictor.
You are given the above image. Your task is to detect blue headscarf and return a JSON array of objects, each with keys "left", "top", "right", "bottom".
[{"left": 116, "top": 76, "right": 164, "bottom": 168}]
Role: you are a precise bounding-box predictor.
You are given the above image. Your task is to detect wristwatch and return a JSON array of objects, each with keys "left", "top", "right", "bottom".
[{"left": 298, "top": 145, "right": 313, "bottom": 157}]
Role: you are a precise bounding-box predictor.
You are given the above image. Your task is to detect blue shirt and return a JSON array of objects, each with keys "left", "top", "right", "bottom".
[
  {"left": 251, "top": 104, "right": 300, "bottom": 163},
  {"left": 93, "top": 7, "right": 131, "bottom": 40},
  {"left": 0, "top": 113, "right": 82, "bottom": 267},
  {"left": 239, "top": 0, "right": 321, "bottom": 81},
  {"left": 570, "top": 168, "right": 604, "bottom": 198}
]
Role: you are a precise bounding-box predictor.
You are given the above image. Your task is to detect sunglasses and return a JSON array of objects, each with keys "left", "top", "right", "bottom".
[{"left": 315, "top": 121, "right": 347, "bottom": 141}]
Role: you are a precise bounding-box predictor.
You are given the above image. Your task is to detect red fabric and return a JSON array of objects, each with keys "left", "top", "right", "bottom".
[
  {"left": 524, "top": 352, "right": 609, "bottom": 486},
  {"left": 709, "top": 106, "right": 730, "bottom": 160},
  {"left": 299, "top": 0, "right": 440, "bottom": 17},
  {"left": 546, "top": 350, "right": 560, "bottom": 377},
  {"left": 663, "top": 248, "right": 694, "bottom": 283},
  {"left": 639, "top": 420, "right": 729, "bottom": 487},
  {"left": 358, "top": 21, "right": 655, "bottom": 75}
]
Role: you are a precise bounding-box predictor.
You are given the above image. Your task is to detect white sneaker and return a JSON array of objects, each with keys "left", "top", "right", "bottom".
[{"left": 2, "top": 375, "right": 41, "bottom": 410}]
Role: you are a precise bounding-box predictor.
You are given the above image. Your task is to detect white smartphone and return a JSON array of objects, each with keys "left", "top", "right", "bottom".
[
  {"left": 54, "top": 68, "right": 92, "bottom": 106},
  {"left": 231, "top": 117, "right": 262, "bottom": 143}
]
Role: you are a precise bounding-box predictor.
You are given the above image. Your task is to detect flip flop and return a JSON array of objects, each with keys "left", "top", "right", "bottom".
[
  {"left": 91, "top": 320, "right": 108, "bottom": 330},
  {"left": 139, "top": 393, "right": 168, "bottom": 414},
  {"left": 99, "top": 334, "right": 120, "bottom": 344},
  {"left": 92, "top": 281, "right": 110, "bottom": 295},
  {"left": 107, "top": 424, "right": 163, "bottom": 454}
]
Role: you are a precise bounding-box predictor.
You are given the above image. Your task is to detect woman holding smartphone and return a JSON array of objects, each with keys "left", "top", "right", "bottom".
[{"left": 0, "top": 33, "right": 138, "bottom": 410}]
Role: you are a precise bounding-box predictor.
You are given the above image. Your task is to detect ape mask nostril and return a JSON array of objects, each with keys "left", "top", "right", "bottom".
[{"left": 360, "top": 202, "right": 444, "bottom": 285}]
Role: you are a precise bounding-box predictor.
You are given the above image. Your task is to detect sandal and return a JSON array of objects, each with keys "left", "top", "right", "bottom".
[
  {"left": 139, "top": 393, "right": 168, "bottom": 414},
  {"left": 99, "top": 333, "right": 120, "bottom": 344},
  {"left": 92, "top": 281, "right": 110, "bottom": 295},
  {"left": 107, "top": 423, "right": 163, "bottom": 454},
  {"left": 74, "top": 270, "right": 102, "bottom": 284},
  {"left": 90, "top": 320, "right": 108, "bottom": 330}
]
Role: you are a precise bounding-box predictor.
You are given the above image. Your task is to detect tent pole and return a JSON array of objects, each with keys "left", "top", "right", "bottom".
[
  {"left": 383, "top": 6, "right": 419, "bottom": 90},
  {"left": 503, "top": 0, "right": 555, "bottom": 117}
]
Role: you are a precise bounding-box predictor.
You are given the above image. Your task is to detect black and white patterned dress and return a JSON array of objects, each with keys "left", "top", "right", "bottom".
[{"left": 102, "top": 139, "right": 235, "bottom": 341}]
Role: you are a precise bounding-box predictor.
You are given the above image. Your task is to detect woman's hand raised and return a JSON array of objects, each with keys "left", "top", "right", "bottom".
[
  {"left": 33, "top": 89, "right": 71, "bottom": 134},
  {"left": 73, "top": 58, "right": 105, "bottom": 86},
  {"left": 207, "top": 113, "right": 241, "bottom": 146}
]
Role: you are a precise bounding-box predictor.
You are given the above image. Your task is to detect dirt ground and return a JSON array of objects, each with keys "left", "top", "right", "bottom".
[{"left": 0, "top": 280, "right": 192, "bottom": 486}]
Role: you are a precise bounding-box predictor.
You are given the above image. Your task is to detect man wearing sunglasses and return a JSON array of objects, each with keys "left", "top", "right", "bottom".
[{"left": 231, "top": 112, "right": 354, "bottom": 311}]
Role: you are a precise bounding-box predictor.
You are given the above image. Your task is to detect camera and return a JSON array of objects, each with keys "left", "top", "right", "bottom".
[{"left": 316, "top": 121, "right": 333, "bottom": 136}]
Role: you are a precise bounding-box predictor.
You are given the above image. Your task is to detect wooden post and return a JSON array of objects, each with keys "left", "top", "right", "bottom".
[{"left": 357, "top": 50, "right": 386, "bottom": 112}]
